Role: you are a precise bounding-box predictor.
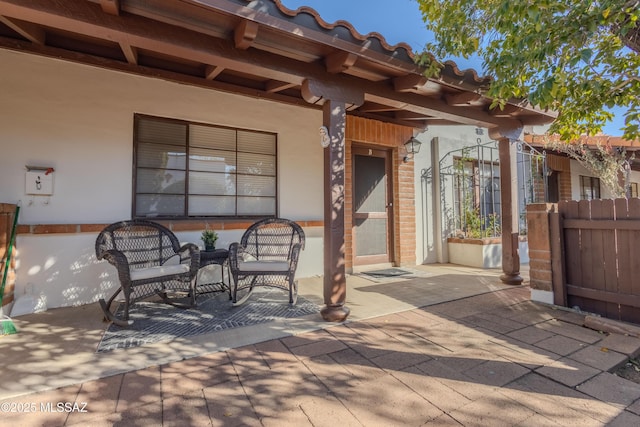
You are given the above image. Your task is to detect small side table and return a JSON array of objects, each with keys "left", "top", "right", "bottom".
[{"left": 197, "top": 248, "right": 229, "bottom": 296}]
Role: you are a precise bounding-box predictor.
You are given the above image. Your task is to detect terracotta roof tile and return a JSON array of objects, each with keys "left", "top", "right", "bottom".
[{"left": 272, "top": 0, "right": 490, "bottom": 85}]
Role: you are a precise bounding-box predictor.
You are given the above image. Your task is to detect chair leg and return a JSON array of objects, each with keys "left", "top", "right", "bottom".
[
  {"left": 289, "top": 279, "right": 298, "bottom": 305},
  {"left": 231, "top": 275, "right": 255, "bottom": 306},
  {"left": 99, "top": 288, "right": 134, "bottom": 327}
]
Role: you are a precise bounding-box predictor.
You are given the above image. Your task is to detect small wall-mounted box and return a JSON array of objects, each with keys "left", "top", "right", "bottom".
[{"left": 25, "top": 167, "right": 54, "bottom": 195}]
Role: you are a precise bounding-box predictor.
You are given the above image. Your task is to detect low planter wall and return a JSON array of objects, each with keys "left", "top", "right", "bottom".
[{"left": 447, "top": 237, "right": 529, "bottom": 269}]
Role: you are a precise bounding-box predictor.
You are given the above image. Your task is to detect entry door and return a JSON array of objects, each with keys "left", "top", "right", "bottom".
[
  {"left": 548, "top": 170, "right": 560, "bottom": 203},
  {"left": 352, "top": 147, "right": 393, "bottom": 265}
]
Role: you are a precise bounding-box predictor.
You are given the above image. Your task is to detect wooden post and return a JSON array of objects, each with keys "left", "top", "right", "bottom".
[
  {"left": 490, "top": 128, "right": 524, "bottom": 285},
  {"left": 550, "top": 209, "right": 567, "bottom": 306},
  {"left": 320, "top": 100, "right": 350, "bottom": 322},
  {"left": 301, "top": 79, "right": 363, "bottom": 322}
]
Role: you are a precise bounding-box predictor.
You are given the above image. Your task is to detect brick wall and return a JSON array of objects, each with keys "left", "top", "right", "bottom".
[
  {"left": 345, "top": 116, "right": 416, "bottom": 270},
  {"left": 547, "top": 154, "right": 572, "bottom": 201}
]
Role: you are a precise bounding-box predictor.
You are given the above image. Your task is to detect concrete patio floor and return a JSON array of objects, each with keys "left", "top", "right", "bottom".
[{"left": 2, "top": 264, "right": 640, "bottom": 426}]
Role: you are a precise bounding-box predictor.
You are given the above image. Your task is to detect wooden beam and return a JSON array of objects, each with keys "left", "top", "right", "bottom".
[
  {"left": 99, "top": 0, "right": 119, "bottom": 16},
  {"left": 119, "top": 41, "right": 137, "bottom": 64},
  {"left": 0, "top": 0, "right": 547, "bottom": 128},
  {"left": 351, "top": 111, "right": 428, "bottom": 129},
  {"left": 445, "top": 91, "right": 482, "bottom": 106},
  {"left": 365, "top": 91, "right": 522, "bottom": 129},
  {"left": 204, "top": 64, "right": 224, "bottom": 80},
  {"left": 393, "top": 74, "right": 427, "bottom": 92},
  {"left": 358, "top": 102, "right": 402, "bottom": 113},
  {"left": 0, "top": 36, "right": 314, "bottom": 111},
  {"left": 301, "top": 78, "right": 364, "bottom": 107},
  {"left": 0, "top": 15, "right": 44, "bottom": 44},
  {"left": 324, "top": 51, "right": 357, "bottom": 74},
  {"left": 424, "top": 118, "right": 455, "bottom": 126},
  {"left": 515, "top": 114, "right": 558, "bottom": 126},
  {"left": 234, "top": 19, "right": 258, "bottom": 50},
  {"left": 264, "top": 79, "right": 296, "bottom": 93},
  {"left": 395, "top": 110, "right": 432, "bottom": 120},
  {"left": 489, "top": 103, "right": 521, "bottom": 117}
]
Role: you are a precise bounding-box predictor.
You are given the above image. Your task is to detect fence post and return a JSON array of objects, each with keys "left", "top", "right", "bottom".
[
  {"left": 0, "top": 203, "right": 17, "bottom": 308},
  {"left": 549, "top": 210, "right": 566, "bottom": 306},
  {"left": 526, "top": 203, "right": 558, "bottom": 304}
]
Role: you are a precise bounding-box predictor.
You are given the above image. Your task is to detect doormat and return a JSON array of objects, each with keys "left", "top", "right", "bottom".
[
  {"left": 361, "top": 268, "right": 413, "bottom": 279},
  {"left": 97, "top": 288, "right": 319, "bottom": 353}
]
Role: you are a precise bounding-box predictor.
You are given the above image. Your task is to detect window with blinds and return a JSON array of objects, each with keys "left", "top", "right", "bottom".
[
  {"left": 579, "top": 175, "right": 601, "bottom": 200},
  {"left": 133, "top": 114, "right": 277, "bottom": 218}
]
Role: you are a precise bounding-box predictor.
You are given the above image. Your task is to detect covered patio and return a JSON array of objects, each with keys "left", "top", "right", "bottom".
[
  {"left": 0, "top": 0, "right": 556, "bottom": 323},
  {"left": 4, "top": 263, "right": 640, "bottom": 427},
  {"left": 0, "top": 264, "right": 525, "bottom": 400}
]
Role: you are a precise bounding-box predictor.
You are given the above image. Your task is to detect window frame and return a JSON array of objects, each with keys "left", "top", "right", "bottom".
[
  {"left": 579, "top": 175, "right": 601, "bottom": 200},
  {"left": 452, "top": 157, "right": 501, "bottom": 236},
  {"left": 132, "top": 114, "right": 278, "bottom": 219}
]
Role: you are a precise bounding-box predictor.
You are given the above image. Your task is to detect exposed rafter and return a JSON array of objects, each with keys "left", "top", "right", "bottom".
[
  {"left": 324, "top": 51, "right": 357, "bottom": 74},
  {"left": 204, "top": 64, "right": 224, "bottom": 80},
  {"left": 234, "top": 19, "right": 258, "bottom": 50},
  {"left": 119, "top": 41, "right": 137, "bottom": 64},
  {"left": 265, "top": 79, "right": 296, "bottom": 93},
  {"left": 0, "top": 15, "right": 44, "bottom": 44},
  {"left": 445, "top": 91, "right": 482, "bottom": 106},
  {"left": 0, "top": 0, "right": 556, "bottom": 129},
  {"left": 99, "top": 0, "right": 119, "bottom": 16},
  {"left": 395, "top": 111, "right": 433, "bottom": 121},
  {"left": 393, "top": 74, "right": 427, "bottom": 93},
  {"left": 489, "top": 103, "right": 522, "bottom": 117},
  {"left": 358, "top": 102, "right": 403, "bottom": 113}
]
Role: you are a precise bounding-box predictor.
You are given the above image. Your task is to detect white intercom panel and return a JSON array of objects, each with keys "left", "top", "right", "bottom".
[{"left": 25, "top": 169, "right": 54, "bottom": 195}]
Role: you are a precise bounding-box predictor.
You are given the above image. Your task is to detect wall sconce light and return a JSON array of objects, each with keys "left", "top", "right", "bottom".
[{"left": 403, "top": 137, "right": 422, "bottom": 162}]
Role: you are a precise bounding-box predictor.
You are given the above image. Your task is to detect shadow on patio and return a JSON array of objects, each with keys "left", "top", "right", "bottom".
[{"left": 0, "top": 264, "right": 529, "bottom": 400}]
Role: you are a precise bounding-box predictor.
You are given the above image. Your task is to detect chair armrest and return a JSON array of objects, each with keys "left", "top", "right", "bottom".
[
  {"left": 178, "top": 243, "right": 201, "bottom": 277},
  {"left": 228, "top": 242, "right": 243, "bottom": 271},
  {"left": 98, "top": 249, "right": 132, "bottom": 284},
  {"left": 289, "top": 242, "right": 303, "bottom": 272}
]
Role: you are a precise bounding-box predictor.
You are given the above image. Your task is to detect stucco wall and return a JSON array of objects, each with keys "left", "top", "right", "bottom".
[
  {"left": 0, "top": 49, "right": 325, "bottom": 312},
  {"left": 570, "top": 160, "right": 640, "bottom": 200},
  {"left": 412, "top": 126, "right": 495, "bottom": 264}
]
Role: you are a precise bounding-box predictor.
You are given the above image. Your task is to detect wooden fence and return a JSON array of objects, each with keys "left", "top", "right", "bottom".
[
  {"left": 555, "top": 198, "right": 640, "bottom": 323},
  {"left": 1, "top": 203, "right": 18, "bottom": 307}
]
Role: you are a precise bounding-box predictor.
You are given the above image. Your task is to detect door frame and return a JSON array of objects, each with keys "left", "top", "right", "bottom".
[{"left": 351, "top": 145, "right": 395, "bottom": 266}]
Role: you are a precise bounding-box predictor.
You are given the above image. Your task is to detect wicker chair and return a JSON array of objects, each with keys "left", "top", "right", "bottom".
[
  {"left": 228, "top": 218, "right": 305, "bottom": 305},
  {"left": 95, "top": 219, "right": 200, "bottom": 326}
]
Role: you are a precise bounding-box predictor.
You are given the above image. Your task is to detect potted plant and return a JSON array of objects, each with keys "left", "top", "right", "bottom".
[{"left": 201, "top": 229, "right": 218, "bottom": 251}]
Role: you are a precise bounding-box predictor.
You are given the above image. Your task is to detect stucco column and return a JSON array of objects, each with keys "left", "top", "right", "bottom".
[
  {"left": 491, "top": 128, "right": 524, "bottom": 285},
  {"left": 320, "top": 100, "right": 350, "bottom": 322}
]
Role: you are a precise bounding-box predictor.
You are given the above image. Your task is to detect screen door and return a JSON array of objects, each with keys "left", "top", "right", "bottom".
[{"left": 352, "top": 147, "right": 393, "bottom": 265}]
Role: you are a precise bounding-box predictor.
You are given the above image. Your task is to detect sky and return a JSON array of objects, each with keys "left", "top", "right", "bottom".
[{"left": 279, "top": 0, "right": 625, "bottom": 136}]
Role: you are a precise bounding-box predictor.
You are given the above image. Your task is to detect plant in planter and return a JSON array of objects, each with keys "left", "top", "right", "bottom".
[{"left": 201, "top": 229, "right": 218, "bottom": 251}]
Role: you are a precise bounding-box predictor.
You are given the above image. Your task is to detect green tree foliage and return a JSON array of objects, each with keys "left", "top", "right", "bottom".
[{"left": 415, "top": 0, "right": 640, "bottom": 141}]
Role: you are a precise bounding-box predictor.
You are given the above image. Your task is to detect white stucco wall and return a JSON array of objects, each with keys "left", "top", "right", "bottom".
[
  {"left": 569, "top": 160, "right": 640, "bottom": 200},
  {"left": 448, "top": 240, "right": 529, "bottom": 269},
  {"left": 412, "top": 126, "right": 535, "bottom": 268},
  {"left": 0, "top": 49, "right": 325, "bottom": 312},
  {"left": 411, "top": 125, "right": 496, "bottom": 264}
]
